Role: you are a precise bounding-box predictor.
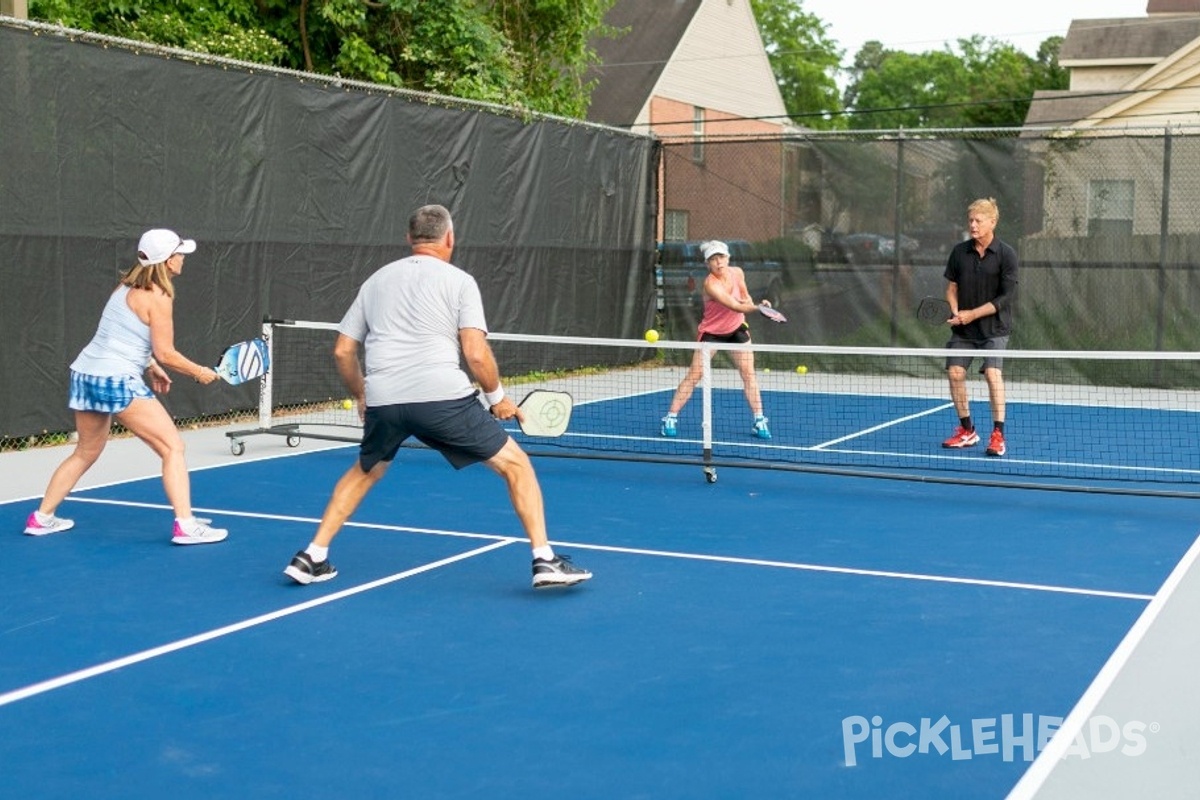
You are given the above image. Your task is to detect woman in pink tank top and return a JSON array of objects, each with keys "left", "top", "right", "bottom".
[{"left": 661, "top": 240, "right": 773, "bottom": 441}]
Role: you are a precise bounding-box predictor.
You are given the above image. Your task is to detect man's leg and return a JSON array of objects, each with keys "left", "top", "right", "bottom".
[
  {"left": 983, "top": 367, "right": 1007, "bottom": 456},
  {"left": 485, "top": 438, "right": 547, "bottom": 548},
  {"left": 947, "top": 365, "right": 970, "bottom": 419},
  {"left": 942, "top": 364, "right": 980, "bottom": 448},
  {"left": 284, "top": 460, "right": 389, "bottom": 584},
  {"left": 983, "top": 367, "right": 1006, "bottom": 425},
  {"left": 485, "top": 437, "right": 590, "bottom": 588}
]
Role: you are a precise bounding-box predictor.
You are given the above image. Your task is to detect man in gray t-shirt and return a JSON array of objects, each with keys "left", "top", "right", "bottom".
[{"left": 283, "top": 204, "right": 591, "bottom": 590}]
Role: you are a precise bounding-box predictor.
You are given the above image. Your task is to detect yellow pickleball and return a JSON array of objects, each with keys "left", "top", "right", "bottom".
[
  {"left": 796, "top": 365, "right": 808, "bottom": 374},
  {"left": 342, "top": 399, "right": 354, "bottom": 410},
  {"left": 644, "top": 329, "right": 660, "bottom": 343}
]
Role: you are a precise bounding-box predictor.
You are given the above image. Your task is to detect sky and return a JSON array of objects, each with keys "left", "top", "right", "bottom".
[{"left": 800, "top": 0, "right": 1151, "bottom": 63}]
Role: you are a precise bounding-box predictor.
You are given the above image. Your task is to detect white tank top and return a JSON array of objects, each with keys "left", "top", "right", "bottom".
[{"left": 70, "top": 286, "right": 153, "bottom": 377}]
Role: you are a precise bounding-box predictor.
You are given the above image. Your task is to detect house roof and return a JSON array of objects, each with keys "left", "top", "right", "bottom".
[
  {"left": 1148, "top": 0, "right": 1200, "bottom": 13},
  {"left": 1058, "top": 17, "right": 1200, "bottom": 62},
  {"left": 1023, "top": 89, "right": 1136, "bottom": 129},
  {"left": 584, "top": 0, "right": 702, "bottom": 127},
  {"left": 1024, "top": 8, "right": 1200, "bottom": 129}
]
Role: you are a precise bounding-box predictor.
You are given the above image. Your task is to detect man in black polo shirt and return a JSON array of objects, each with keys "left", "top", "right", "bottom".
[{"left": 940, "top": 197, "right": 1018, "bottom": 457}]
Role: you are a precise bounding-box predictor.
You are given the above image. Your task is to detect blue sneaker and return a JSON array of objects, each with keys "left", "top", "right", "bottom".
[
  {"left": 661, "top": 414, "right": 678, "bottom": 437},
  {"left": 752, "top": 416, "right": 771, "bottom": 440}
]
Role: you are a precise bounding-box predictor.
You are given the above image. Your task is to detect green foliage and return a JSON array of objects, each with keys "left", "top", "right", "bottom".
[
  {"left": 28, "top": 0, "right": 616, "bottom": 119},
  {"left": 844, "top": 35, "right": 1068, "bottom": 129},
  {"left": 488, "top": 0, "right": 619, "bottom": 118},
  {"left": 749, "top": 0, "right": 844, "bottom": 130},
  {"left": 30, "top": 0, "right": 288, "bottom": 63}
]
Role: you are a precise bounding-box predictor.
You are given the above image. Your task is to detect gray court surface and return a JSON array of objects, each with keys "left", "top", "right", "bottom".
[{"left": 3, "top": 425, "right": 1197, "bottom": 799}]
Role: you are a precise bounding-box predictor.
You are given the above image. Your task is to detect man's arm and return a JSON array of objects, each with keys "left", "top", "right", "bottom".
[
  {"left": 991, "top": 243, "right": 1019, "bottom": 314},
  {"left": 460, "top": 327, "right": 522, "bottom": 421},
  {"left": 333, "top": 333, "right": 365, "bottom": 409}
]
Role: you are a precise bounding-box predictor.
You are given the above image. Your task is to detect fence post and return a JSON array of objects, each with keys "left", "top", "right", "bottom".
[
  {"left": 1155, "top": 126, "right": 1172, "bottom": 358},
  {"left": 890, "top": 130, "right": 906, "bottom": 345}
]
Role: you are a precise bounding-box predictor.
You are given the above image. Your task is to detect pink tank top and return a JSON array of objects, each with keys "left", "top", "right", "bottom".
[{"left": 697, "top": 269, "right": 749, "bottom": 337}]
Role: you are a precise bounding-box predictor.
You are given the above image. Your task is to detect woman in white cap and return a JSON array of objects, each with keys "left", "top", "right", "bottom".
[
  {"left": 661, "top": 239, "right": 771, "bottom": 440},
  {"left": 23, "top": 229, "right": 229, "bottom": 545}
]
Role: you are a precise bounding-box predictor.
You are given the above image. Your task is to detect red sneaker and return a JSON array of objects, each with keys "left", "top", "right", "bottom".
[
  {"left": 942, "top": 426, "right": 980, "bottom": 448},
  {"left": 986, "top": 429, "right": 1006, "bottom": 457}
]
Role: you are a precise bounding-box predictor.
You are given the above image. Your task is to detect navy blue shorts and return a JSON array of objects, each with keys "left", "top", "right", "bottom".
[
  {"left": 359, "top": 393, "right": 510, "bottom": 472},
  {"left": 945, "top": 334, "right": 1008, "bottom": 373}
]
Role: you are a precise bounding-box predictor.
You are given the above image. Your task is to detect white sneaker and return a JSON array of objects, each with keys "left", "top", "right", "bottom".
[
  {"left": 172, "top": 518, "right": 228, "bottom": 545},
  {"left": 24, "top": 511, "right": 75, "bottom": 536}
]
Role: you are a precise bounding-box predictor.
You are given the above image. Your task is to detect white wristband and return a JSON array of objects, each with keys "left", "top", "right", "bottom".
[{"left": 484, "top": 385, "right": 505, "bottom": 407}]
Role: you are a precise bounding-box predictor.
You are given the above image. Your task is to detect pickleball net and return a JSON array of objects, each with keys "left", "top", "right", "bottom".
[{"left": 225, "top": 319, "right": 1200, "bottom": 495}]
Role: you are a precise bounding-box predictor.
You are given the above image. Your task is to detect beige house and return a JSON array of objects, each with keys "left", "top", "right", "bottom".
[
  {"left": 1023, "top": 0, "right": 1200, "bottom": 240},
  {"left": 585, "top": 0, "right": 790, "bottom": 243},
  {"left": 1026, "top": 0, "right": 1200, "bottom": 132}
]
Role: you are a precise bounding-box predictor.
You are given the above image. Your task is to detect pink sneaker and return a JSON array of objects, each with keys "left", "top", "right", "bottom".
[{"left": 24, "top": 511, "right": 75, "bottom": 536}]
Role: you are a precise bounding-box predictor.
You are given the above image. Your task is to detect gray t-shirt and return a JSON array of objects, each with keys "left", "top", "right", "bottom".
[{"left": 338, "top": 254, "right": 489, "bottom": 405}]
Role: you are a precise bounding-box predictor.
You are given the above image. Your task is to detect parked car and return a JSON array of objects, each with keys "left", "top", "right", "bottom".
[
  {"left": 840, "top": 232, "right": 920, "bottom": 263},
  {"left": 908, "top": 223, "right": 967, "bottom": 264},
  {"left": 657, "top": 239, "right": 784, "bottom": 310}
]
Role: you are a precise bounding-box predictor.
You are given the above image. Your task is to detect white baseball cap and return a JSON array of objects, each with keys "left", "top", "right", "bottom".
[
  {"left": 137, "top": 228, "right": 197, "bottom": 266},
  {"left": 701, "top": 240, "right": 730, "bottom": 260}
]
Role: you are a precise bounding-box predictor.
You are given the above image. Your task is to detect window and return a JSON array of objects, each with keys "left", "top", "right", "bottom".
[
  {"left": 664, "top": 210, "right": 689, "bottom": 242},
  {"left": 692, "top": 107, "right": 704, "bottom": 163},
  {"left": 1087, "top": 179, "right": 1134, "bottom": 236}
]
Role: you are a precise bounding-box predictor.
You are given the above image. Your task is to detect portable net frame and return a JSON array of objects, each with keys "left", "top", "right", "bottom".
[{"left": 226, "top": 319, "right": 1200, "bottom": 497}]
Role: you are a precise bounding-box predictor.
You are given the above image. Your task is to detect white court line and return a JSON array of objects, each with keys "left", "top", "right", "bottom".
[
  {"left": 552, "top": 541, "right": 1155, "bottom": 601},
  {"left": 538, "top": 429, "right": 1200, "bottom": 480},
  {"left": 67, "top": 497, "right": 512, "bottom": 542},
  {"left": 812, "top": 403, "right": 952, "bottom": 449},
  {"left": 5, "top": 499, "right": 1158, "bottom": 708},
  {"left": 67, "top": 497, "right": 1156, "bottom": 601},
  {"left": 1004, "top": 530, "right": 1200, "bottom": 800},
  {"left": 0, "top": 539, "right": 516, "bottom": 709}
]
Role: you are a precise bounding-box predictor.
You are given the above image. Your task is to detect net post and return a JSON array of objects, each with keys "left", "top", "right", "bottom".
[
  {"left": 259, "top": 319, "right": 273, "bottom": 431},
  {"left": 701, "top": 344, "right": 716, "bottom": 483}
]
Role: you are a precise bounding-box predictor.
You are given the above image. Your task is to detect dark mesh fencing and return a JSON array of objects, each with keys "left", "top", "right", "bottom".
[
  {"left": 657, "top": 129, "right": 1200, "bottom": 363},
  {"left": 0, "top": 20, "right": 658, "bottom": 448}
]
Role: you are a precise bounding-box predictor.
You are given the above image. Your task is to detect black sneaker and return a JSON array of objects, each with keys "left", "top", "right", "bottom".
[
  {"left": 284, "top": 551, "right": 338, "bottom": 585},
  {"left": 532, "top": 554, "right": 593, "bottom": 589}
]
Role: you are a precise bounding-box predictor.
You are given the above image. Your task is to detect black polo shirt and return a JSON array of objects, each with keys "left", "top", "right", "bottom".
[{"left": 943, "top": 236, "right": 1018, "bottom": 339}]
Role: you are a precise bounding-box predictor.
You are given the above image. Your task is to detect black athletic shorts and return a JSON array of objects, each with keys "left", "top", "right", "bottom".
[
  {"left": 359, "top": 393, "right": 509, "bottom": 472},
  {"left": 699, "top": 323, "right": 751, "bottom": 345}
]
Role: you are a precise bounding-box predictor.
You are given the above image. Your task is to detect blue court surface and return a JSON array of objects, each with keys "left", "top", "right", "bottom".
[{"left": 3, "top": 441, "right": 1197, "bottom": 799}]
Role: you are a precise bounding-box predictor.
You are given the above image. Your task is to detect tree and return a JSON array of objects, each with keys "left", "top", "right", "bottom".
[
  {"left": 749, "top": 0, "right": 844, "bottom": 130},
  {"left": 29, "top": 0, "right": 287, "bottom": 63},
  {"left": 489, "top": 0, "right": 618, "bottom": 119},
  {"left": 842, "top": 36, "right": 1068, "bottom": 130},
  {"left": 847, "top": 47, "right": 971, "bottom": 129},
  {"left": 28, "top": 0, "right": 616, "bottom": 118}
]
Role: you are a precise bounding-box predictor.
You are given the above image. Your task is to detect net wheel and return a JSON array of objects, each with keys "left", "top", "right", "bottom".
[
  {"left": 230, "top": 439, "right": 245, "bottom": 457},
  {"left": 286, "top": 435, "right": 301, "bottom": 448},
  {"left": 703, "top": 466, "right": 717, "bottom": 484}
]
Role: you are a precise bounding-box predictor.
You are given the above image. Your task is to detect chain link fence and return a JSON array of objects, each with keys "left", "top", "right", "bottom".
[
  {"left": 655, "top": 128, "right": 1200, "bottom": 363},
  {"left": 11, "top": 120, "right": 1200, "bottom": 453}
]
